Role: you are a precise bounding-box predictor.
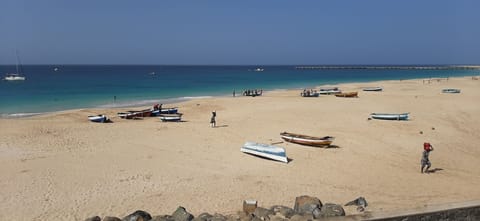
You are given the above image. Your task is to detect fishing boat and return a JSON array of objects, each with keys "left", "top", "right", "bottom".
[
  {"left": 335, "top": 92, "right": 358, "bottom": 97},
  {"left": 158, "top": 113, "right": 183, "bottom": 122},
  {"left": 370, "top": 113, "right": 409, "bottom": 121},
  {"left": 3, "top": 51, "right": 26, "bottom": 81},
  {"left": 151, "top": 107, "right": 178, "bottom": 116},
  {"left": 88, "top": 114, "right": 109, "bottom": 123},
  {"left": 280, "top": 132, "right": 334, "bottom": 147},
  {"left": 117, "top": 111, "right": 142, "bottom": 119},
  {"left": 442, "top": 88, "right": 461, "bottom": 93},
  {"left": 318, "top": 87, "right": 341, "bottom": 95},
  {"left": 363, "top": 87, "right": 383, "bottom": 92},
  {"left": 241, "top": 142, "right": 288, "bottom": 163}
]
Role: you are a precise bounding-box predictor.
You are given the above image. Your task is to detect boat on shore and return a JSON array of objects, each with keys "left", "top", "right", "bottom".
[
  {"left": 241, "top": 142, "right": 288, "bottom": 163},
  {"left": 158, "top": 113, "right": 183, "bottom": 122},
  {"left": 280, "top": 132, "right": 334, "bottom": 147},
  {"left": 363, "top": 87, "right": 383, "bottom": 92},
  {"left": 300, "top": 90, "right": 319, "bottom": 97},
  {"left": 370, "top": 113, "right": 409, "bottom": 121},
  {"left": 88, "top": 114, "right": 109, "bottom": 123},
  {"left": 318, "top": 87, "right": 341, "bottom": 95},
  {"left": 335, "top": 92, "right": 358, "bottom": 98},
  {"left": 442, "top": 88, "right": 461, "bottom": 93},
  {"left": 151, "top": 107, "right": 178, "bottom": 116}
]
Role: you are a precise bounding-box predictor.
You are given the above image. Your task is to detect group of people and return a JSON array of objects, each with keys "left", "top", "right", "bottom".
[
  {"left": 301, "top": 89, "right": 318, "bottom": 97},
  {"left": 242, "top": 89, "right": 263, "bottom": 97},
  {"left": 153, "top": 103, "right": 163, "bottom": 111}
]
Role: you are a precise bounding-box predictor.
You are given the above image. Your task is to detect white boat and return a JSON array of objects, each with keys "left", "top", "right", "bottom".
[
  {"left": 370, "top": 113, "right": 409, "bottom": 121},
  {"left": 158, "top": 113, "right": 183, "bottom": 122},
  {"left": 318, "top": 87, "right": 341, "bottom": 95},
  {"left": 241, "top": 142, "right": 288, "bottom": 163},
  {"left": 442, "top": 88, "right": 461, "bottom": 93},
  {"left": 363, "top": 87, "right": 383, "bottom": 92},
  {"left": 253, "top": 68, "right": 264, "bottom": 72},
  {"left": 3, "top": 51, "right": 26, "bottom": 81},
  {"left": 88, "top": 114, "right": 109, "bottom": 123}
]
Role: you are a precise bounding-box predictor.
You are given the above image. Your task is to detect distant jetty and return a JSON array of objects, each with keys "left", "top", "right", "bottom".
[{"left": 295, "top": 65, "right": 480, "bottom": 70}]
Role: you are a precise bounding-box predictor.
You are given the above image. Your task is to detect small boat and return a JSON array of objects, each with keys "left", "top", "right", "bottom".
[
  {"left": 318, "top": 87, "right": 341, "bottom": 95},
  {"left": 335, "top": 92, "right": 358, "bottom": 97},
  {"left": 253, "top": 68, "right": 264, "bottom": 72},
  {"left": 88, "top": 114, "right": 109, "bottom": 123},
  {"left": 241, "top": 142, "right": 288, "bottom": 163},
  {"left": 300, "top": 90, "right": 319, "bottom": 97},
  {"left": 370, "top": 113, "right": 409, "bottom": 121},
  {"left": 151, "top": 107, "right": 178, "bottom": 116},
  {"left": 442, "top": 88, "right": 461, "bottom": 93},
  {"left": 117, "top": 111, "right": 142, "bottom": 119},
  {"left": 3, "top": 73, "right": 26, "bottom": 81},
  {"left": 280, "top": 132, "right": 334, "bottom": 147},
  {"left": 158, "top": 113, "right": 183, "bottom": 122},
  {"left": 363, "top": 87, "right": 383, "bottom": 92}
]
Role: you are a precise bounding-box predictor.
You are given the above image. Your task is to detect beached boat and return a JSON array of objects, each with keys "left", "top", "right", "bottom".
[
  {"left": 300, "top": 90, "right": 319, "bottom": 97},
  {"left": 88, "top": 114, "right": 109, "bottom": 123},
  {"left": 280, "top": 132, "right": 334, "bottom": 147},
  {"left": 370, "top": 113, "right": 409, "bottom": 121},
  {"left": 241, "top": 142, "right": 288, "bottom": 163},
  {"left": 117, "top": 111, "right": 142, "bottom": 119},
  {"left": 335, "top": 92, "right": 358, "bottom": 97},
  {"left": 363, "top": 87, "right": 383, "bottom": 92},
  {"left": 151, "top": 107, "right": 178, "bottom": 116},
  {"left": 158, "top": 113, "right": 183, "bottom": 122},
  {"left": 442, "top": 88, "right": 461, "bottom": 93},
  {"left": 318, "top": 87, "right": 341, "bottom": 95}
]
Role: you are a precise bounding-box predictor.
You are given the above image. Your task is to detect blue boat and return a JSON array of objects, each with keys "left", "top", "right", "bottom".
[
  {"left": 241, "top": 142, "right": 288, "bottom": 163},
  {"left": 370, "top": 113, "right": 409, "bottom": 121},
  {"left": 88, "top": 114, "right": 109, "bottom": 123},
  {"left": 151, "top": 107, "right": 178, "bottom": 116},
  {"left": 442, "top": 88, "right": 461, "bottom": 93}
]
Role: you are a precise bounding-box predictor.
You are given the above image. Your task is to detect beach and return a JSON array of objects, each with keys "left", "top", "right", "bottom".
[{"left": 1, "top": 76, "right": 480, "bottom": 220}]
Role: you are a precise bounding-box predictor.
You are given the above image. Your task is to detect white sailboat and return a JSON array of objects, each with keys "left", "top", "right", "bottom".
[{"left": 3, "top": 51, "right": 26, "bottom": 81}]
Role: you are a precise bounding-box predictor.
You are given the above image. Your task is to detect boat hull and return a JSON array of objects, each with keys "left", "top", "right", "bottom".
[
  {"left": 363, "top": 87, "right": 383, "bottom": 91},
  {"left": 442, "top": 89, "right": 461, "bottom": 93},
  {"left": 88, "top": 115, "right": 108, "bottom": 123},
  {"left": 280, "top": 132, "right": 334, "bottom": 147},
  {"left": 151, "top": 108, "right": 178, "bottom": 116},
  {"left": 370, "top": 113, "right": 409, "bottom": 120},
  {"left": 335, "top": 92, "right": 358, "bottom": 97},
  {"left": 241, "top": 142, "right": 288, "bottom": 163},
  {"left": 158, "top": 113, "right": 182, "bottom": 122}
]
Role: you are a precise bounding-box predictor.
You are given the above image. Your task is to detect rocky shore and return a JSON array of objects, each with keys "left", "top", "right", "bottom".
[{"left": 85, "top": 195, "right": 362, "bottom": 221}]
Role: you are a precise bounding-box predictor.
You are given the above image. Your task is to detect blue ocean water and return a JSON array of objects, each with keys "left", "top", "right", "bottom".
[{"left": 0, "top": 65, "right": 478, "bottom": 117}]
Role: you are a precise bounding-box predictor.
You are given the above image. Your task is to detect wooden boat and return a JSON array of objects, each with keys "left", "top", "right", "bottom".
[
  {"left": 158, "top": 113, "right": 183, "bottom": 122},
  {"left": 88, "top": 114, "right": 109, "bottom": 123},
  {"left": 117, "top": 111, "right": 142, "bottom": 119},
  {"left": 151, "top": 107, "right": 178, "bottom": 116},
  {"left": 370, "top": 113, "right": 409, "bottom": 121},
  {"left": 363, "top": 87, "right": 383, "bottom": 92},
  {"left": 280, "top": 132, "right": 334, "bottom": 147},
  {"left": 442, "top": 88, "right": 461, "bottom": 93},
  {"left": 318, "top": 87, "right": 341, "bottom": 95},
  {"left": 335, "top": 92, "right": 358, "bottom": 97},
  {"left": 241, "top": 142, "right": 288, "bottom": 163}
]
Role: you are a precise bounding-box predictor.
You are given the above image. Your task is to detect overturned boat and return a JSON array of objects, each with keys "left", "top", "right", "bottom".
[
  {"left": 280, "top": 132, "right": 334, "bottom": 147},
  {"left": 363, "top": 87, "right": 383, "bottom": 92},
  {"left": 442, "top": 88, "right": 461, "bottom": 93},
  {"left": 241, "top": 142, "right": 288, "bottom": 163},
  {"left": 370, "top": 113, "right": 409, "bottom": 121},
  {"left": 158, "top": 113, "right": 183, "bottom": 122},
  {"left": 88, "top": 114, "right": 109, "bottom": 123}
]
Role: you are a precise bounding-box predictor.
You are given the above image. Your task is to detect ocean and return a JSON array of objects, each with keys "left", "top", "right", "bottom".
[{"left": 0, "top": 65, "right": 478, "bottom": 117}]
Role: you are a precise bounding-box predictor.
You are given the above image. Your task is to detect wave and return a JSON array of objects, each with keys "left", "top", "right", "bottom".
[{"left": 1, "top": 112, "right": 45, "bottom": 118}]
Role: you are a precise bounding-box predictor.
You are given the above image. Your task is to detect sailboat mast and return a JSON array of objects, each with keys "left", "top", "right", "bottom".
[{"left": 15, "top": 50, "right": 20, "bottom": 74}]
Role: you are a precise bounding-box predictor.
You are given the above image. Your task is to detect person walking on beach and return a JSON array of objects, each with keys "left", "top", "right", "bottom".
[
  {"left": 421, "top": 142, "right": 434, "bottom": 173},
  {"left": 233, "top": 89, "right": 236, "bottom": 97},
  {"left": 210, "top": 111, "right": 216, "bottom": 128}
]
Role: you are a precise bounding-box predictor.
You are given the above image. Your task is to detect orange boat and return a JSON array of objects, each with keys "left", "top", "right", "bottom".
[{"left": 335, "top": 92, "right": 358, "bottom": 98}]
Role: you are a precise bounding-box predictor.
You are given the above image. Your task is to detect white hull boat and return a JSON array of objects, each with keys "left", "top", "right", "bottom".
[
  {"left": 370, "top": 113, "right": 409, "bottom": 121},
  {"left": 158, "top": 113, "right": 183, "bottom": 122},
  {"left": 442, "top": 88, "right": 461, "bottom": 93},
  {"left": 363, "top": 87, "right": 383, "bottom": 92},
  {"left": 88, "top": 114, "right": 109, "bottom": 123},
  {"left": 241, "top": 142, "right": 288, "bottom": 163}
]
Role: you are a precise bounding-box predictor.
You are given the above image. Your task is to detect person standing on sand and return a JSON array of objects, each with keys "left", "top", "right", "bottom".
[
  {"left": 421, "top": 143, "right": 434, "bottom": 173},
  {"left": 210, "top": 111, "right": 216, "bottom": 128}
]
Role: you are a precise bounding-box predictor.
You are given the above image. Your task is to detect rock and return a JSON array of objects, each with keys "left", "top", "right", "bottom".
[
  {"left": 317, "top": 203, "right": 345, "bottom": 218},
  {"left": 344, "top": 197, "right": 368, "bottom": 208},
  {"left": 267, "top": 214, "right": 288, "bottom": 221},
  {"left": 104, "top": 217, "right": 122, "bottom": 221},
  {"left": 192, "top": 213, "right": 213, "bottom": 221},
  {"left": 243, "top": 200, "right": 258, "bottom": 214},
  {"left": 123, "top": 210, "right": 152, "bottom": 221},
  {"left": 293, "top": 196, "right": 322, "bottom": 215},
  {"left": 210, "top": 213, "right": 227, "bottom": 221},
  {"left": 270, "top": 205, "right": 294, "bottom": 218},
  {"left": 253, "top": 207, "right": 274, "bottom": 220},
  {"left": 151, "top": 215, "right": 175, "bottom": 221},
  {"left": 84, "top": 216, "right": 101, "bottom": 221},
  {"left": 235, "top": 211, "right": 253, "bottom": 221},
  {"left": 289, "top": 214, "right": 313, "bottom": 221},
  {"left": 172, "top": 206, "right": 194, "bottom": 221}
]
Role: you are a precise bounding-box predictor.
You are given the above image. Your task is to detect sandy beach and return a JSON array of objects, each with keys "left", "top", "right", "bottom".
[{"left": 1, "top": 76, "right": 480, "bottom": 220}]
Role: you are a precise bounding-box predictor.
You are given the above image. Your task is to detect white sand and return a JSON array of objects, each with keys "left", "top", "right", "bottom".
[{"left": 1, "top": 76, "right": 479, "bottom": 220}]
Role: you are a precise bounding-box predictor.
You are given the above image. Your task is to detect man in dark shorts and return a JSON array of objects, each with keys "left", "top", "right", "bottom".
[
  {"left": 210, "top": 111, "right": 216, "bottom": 128},
  {"left": 421, "top": 143, "right": 434, "bottom": 173}
]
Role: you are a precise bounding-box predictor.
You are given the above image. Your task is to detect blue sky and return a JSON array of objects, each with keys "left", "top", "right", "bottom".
[{"left": 1, "top": 0, "right": 479, "bottom": 65}]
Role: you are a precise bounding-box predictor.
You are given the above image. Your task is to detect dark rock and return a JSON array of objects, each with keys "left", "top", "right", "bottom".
[
  {"left": 151, "top": 215, "right": 174, "bottom": 221},
  {"left": 253, "top": 207, "right": 274, "bottom": 220},
  {"left": 104, "top": 217, "right": 122, "bottom": 221},
  {"left": 192, "top": 213, "right": 213, "bottom": 221},
  {"left": 243, "top": 200, "right": 258, "bottom": 214},
  {"left": 344, "top": 197, "right": 368, "bottom": 208},
  {"left": 289, "top": 214, "right": 313, "bottom": 221},
  {"left": 317, "top": 203, "right": 345, "bottom": 218},
  {"left": 270, "top": 205, "right": 294, "bottom": 218},
  {"left": 293, "top": 196, "right": 323, "bottom": 215},
  {"left": 171, "top": 206, "right": 194, "bottom": 221},
  {"left": 84, "top": 216, "right": 101, "bottom": 221},
  {"left": 123, "top": 210, "right": 152, "bottom": 221}
]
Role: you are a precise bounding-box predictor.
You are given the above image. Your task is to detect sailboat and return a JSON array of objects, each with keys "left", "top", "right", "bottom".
[{"left": 3, "top": 51, "right": 26, "bottom": 81}]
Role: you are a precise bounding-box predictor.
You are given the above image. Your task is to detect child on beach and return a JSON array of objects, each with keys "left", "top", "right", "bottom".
[
  {"left": 421, "top": 142, "right": 434, "bottom": 173},
  {"left": 210, "top": 111, "right": 216, "bottom": 128}
]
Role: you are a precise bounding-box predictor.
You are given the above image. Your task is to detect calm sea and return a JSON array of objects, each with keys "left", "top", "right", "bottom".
[{"left": 0, "top": 65, "right": 478, "bottom": 117}]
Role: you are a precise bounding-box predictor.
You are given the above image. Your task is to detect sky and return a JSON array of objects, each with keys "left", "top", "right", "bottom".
[{"left": 1, "top": 0, "right": 479, "bottom": 65}]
